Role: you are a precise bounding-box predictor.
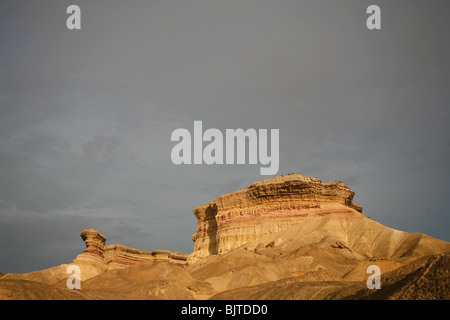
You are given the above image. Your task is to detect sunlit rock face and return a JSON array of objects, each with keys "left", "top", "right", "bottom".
[
  {"left": 72, "top": 228, "right": 188, "bottom": 280},
  {"left": 190, "top": 173, "right": 363, "bottom": 260}
]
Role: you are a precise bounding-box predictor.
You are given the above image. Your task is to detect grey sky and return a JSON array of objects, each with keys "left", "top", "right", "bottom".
[{"left": 1, "top": 0, "right": 449, "bottom": 273}]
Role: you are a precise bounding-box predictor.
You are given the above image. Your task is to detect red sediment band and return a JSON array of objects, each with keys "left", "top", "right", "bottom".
[
  {"left": 82, "top": 248, "right": 105, "bottom": 258},
  {"left": 105, "top": 258, "right": 137, "bottom": 266}
]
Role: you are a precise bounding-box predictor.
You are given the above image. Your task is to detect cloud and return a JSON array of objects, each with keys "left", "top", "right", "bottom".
[{"left": 0, "top": 0, "right": 449, "bottom": 273}]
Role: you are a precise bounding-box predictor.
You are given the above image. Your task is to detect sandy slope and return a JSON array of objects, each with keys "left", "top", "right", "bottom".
[{"left": 210, "top": 252, "right": 450, "bottom": 300}]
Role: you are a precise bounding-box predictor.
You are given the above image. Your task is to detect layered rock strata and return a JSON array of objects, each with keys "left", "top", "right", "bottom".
[
  {"left": 72, "top": 228, "right": 188, "bottom": 279},
  {"left": 191, "top": 173, "right": 364, "bottom": 260}
]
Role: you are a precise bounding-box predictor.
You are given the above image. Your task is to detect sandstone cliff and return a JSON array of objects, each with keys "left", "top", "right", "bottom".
[
  {"left": 73, "top": 228, "right": 189, "bottom": 280},
  {"left": 190, "top": 173, "right": 363, "bottom": 260}
]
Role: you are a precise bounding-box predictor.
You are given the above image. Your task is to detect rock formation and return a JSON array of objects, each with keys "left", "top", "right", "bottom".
[
  {"left": 1, "top": 173, "right": 449, "bottom": 300},
  {"left": 190, "top": 173, "right": 363, "bottom": 260},
  {"left": 71, "top": 228, "right": 108, "bottom": 279},
  {"left": 72, "top": 228, "right": 188, "bottom": 279},
  {"left": 2, "top": 228, "right": 189, "bottom": 284}
]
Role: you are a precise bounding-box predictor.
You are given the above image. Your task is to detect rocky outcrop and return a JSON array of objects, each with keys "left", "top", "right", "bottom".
[
  {"left": 72, "top": 228, "right": 108, "bottom": 279},
  {"left": 104, "top": 246, "right": 189, "bottom": 269},
  {"left": 70, "top": 228, "right": 188, "bottom": 280},
  {"left": 190, "top": 173, "right": 363, "bottom": 260},
  {"left": 1, "top": 228, "right": 189, "bottom": 284}
]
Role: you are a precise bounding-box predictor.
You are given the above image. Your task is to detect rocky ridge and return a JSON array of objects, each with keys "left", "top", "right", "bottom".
[
  {"left": 2, "top": 227, "right": 188, "bottom": 283},
  {"left": 75, "top": 228, "right": 187, "bottom": 269}
]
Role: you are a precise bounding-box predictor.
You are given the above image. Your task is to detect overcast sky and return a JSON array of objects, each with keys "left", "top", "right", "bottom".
[{"left": 1, "top": 0, "right": 449, "bottom": 273}]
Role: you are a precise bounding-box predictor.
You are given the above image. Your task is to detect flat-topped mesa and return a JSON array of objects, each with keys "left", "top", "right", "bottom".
[{"left": 190, "top": 173, "right": 364, "bottom": 260}]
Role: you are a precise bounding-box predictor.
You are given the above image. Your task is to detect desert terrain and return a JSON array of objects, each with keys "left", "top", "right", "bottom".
[{"left": 1, "top": 174, "right": 449, "bottom": 300}]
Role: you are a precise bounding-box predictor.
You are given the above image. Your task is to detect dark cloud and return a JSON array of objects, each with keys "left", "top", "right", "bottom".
[{"left": 0, "top": 0, "right": 449, "bottom": 273}]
